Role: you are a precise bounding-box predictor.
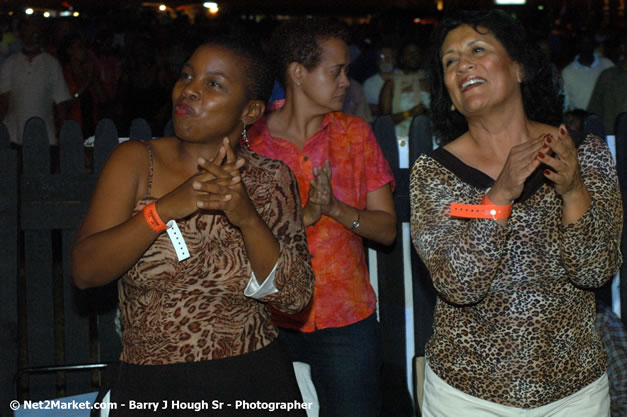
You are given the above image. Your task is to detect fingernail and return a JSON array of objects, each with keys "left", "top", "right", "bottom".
[
  {"left": 544, "top": 169, "right": 551, "bottom": 175},
  {"left": 232, "top": 176, "right": 240, "bottom": 182},
  {"left": 559, "top": 126, "right": 566, "bottom": 136},
  {"left": 545, "top": 135, "right": 552, "bottom": 144},
  {"left": 198, "top": 157, "right": 206, "bottom": 164},
  {"left": 537, "top": 152, "right": 544, "bottom": 159},
  {"left": 193, "top": 182, "right": 201, "bottom": 190}
]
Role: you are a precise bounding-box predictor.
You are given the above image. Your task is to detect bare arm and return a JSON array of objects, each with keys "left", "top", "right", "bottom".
[
  {"left": 71, "top": 141, "right": 157, "bottom": 288},
  {"left": 314, "top": 161, "right": 396, "bottom": 245},
  {"left": 72, "top": 140, "right": 230, "bottom": 288},
  {"left": 196, "top": 140, "right": 280, "bottom": 281}
]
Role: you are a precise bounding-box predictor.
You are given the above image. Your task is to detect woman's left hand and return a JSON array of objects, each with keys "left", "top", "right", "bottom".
[
  {"left": 312, "top": 160, "right": 338, "bottom": 217},
  {"left": 540, "top": 125, "right": 587, "bottom": 199},
  {"left": 196, "top": 139, "right": 260, "bottom": 229}
]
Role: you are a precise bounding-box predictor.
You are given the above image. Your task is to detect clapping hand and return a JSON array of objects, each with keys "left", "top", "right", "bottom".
[
  {"left": 539, "top": 125, "right": 586, "bottom": 198},
  {"left": 304, "top": 160, "right": 336, "bottom": 225},
  {"left": 489, "top": 133, "right": 547, "bottom": 205},
  {"left": 153, "top": 140, "right": 245, "bottom": 223},
  {"left": 195, "top": 138, "right": 259, "bottom": 228}
]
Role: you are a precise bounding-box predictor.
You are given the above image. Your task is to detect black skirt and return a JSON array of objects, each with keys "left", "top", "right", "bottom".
[{"left": 93, "top": 339, "right": 308, "bottom": 417}]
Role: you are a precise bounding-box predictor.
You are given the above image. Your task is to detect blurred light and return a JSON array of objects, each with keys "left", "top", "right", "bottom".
[
  {"left": 538, "top": 5, "right": 544, "bottom": 10},
  {"left": 25, "top": 8, "right": 34, "bottom": 15},
  {"left": 436, "top": 0, "right": 444, "bottom": 11},
  {"left": 495, "top": 0, "right": 526, "bottom": 4},
  {"left": 9, "top": 11, "right": 14, "bottom": 16},
  {"left": 73, "top": 11, "right": 79, "bottom": 17},
  {"left": 60, "top": 11, "right": 71, "bottom": 16},
  {"left": 43, "top": 11, "right": 50, "bottom": 18},
  {"left": 159, "top": 4, "right": 167, "bottom": 11},
  {"left": 413, "top": 17, "right": 421, "bottom": 23},
  {"left": 203, "top": 2, "right": 219, "bottom": 13}
]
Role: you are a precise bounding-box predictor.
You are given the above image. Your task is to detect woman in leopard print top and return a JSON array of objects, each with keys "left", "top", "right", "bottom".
[
  {"left": 72, "top": 37, "right": 313, "bottom": 416},
  {"left": 410, "top": 10, "right": 622, "bottom": 416}
]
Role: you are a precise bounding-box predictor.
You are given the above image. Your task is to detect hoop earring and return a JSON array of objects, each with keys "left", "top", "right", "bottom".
[{"left": 241, "top": 127, "right": 249, "bottom": 148}]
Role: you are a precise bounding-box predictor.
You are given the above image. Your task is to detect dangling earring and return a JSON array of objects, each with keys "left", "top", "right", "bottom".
[
  {"left": 450, "top": 104, "right": 456, "bottom": 111},
  {"left": 241, "top": 126, "right": 249, "bottom": 148},
  {"left": 296, "top": 81, "right": 302, "bottom": 87}
]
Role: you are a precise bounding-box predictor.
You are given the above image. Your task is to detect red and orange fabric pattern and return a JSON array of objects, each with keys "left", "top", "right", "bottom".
[{"left": 249, "top": 107, "right": 395, "bottom": 332}]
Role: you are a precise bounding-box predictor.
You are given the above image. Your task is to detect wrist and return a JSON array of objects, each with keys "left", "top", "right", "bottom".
[
  {"left": 154, "top": 200, "right": 173, "bottom": 224},
  {"left": 486, "top": 187, "right": 515, "bottom": 206},
  {"left": 238, "top": 211, "right": 265, "bottom": 232},
  {"left": 303, "top": 203, "right": 321, "bottom": 227},
  {"left": 328, "top": 199, "right": 342, "bottom": 219},
  {"left": 561, "top": 184, "right": 590, "bottom": 206},
  {"left": 143, "top": 202, "right": 168, "bottom": 233}
]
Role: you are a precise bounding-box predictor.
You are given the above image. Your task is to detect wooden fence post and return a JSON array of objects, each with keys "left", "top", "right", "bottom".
[{"left": 0, "top": 123, "right": 18, "bottom": 416}]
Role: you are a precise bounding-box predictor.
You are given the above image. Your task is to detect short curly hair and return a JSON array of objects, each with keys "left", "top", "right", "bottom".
[
  {"left": 270, "top": 17, "right": 350, "bottom": 89},
  {"left": 202, "top": 35, "right": 274, "bottom": 103},
  {"left": 427, "top": 9, "right": 564, "bottom": 144}
]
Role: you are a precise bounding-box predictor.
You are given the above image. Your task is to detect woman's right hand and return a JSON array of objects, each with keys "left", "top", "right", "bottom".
[{"left": 488, "top": 134, "right": 548, "bottom": 204}]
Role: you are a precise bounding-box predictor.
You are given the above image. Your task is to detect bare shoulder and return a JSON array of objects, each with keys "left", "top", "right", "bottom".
[
  {"left": 105, "top": 140, "right": 149, "bottom": 174},
  {"left": 144, "top": 136, "right": 178, "bottom": 164},
  {"left": 97, "top": 139, "right": 154, "bottom": 202}
]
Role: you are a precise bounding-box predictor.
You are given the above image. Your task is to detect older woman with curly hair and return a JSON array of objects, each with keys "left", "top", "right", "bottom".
[{"left": 410, "top": 9, "right": 622, "bottom": 416}]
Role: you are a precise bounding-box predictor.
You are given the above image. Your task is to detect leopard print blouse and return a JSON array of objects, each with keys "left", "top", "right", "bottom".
[
  {"left": 410, "top": 134, "right": 623, "bottom": 408},
  {"left": 118, "top": 145, "right": 314, "bottom": 365}
]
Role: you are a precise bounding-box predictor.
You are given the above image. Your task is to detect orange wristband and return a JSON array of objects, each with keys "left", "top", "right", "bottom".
[
  {"left": 143, "top": 202, "right": 168, "bottom": 232},
  {"left": 450, "top": 195, "right": 512, "bottom": 219}
]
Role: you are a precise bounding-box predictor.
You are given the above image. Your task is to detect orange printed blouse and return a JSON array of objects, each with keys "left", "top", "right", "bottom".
[{"left": 248, "top": 109, "right": 395, "bottom": 332}]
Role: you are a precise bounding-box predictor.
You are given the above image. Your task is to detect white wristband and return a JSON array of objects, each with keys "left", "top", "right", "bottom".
[{"left": 166, "top": 220, "right": 190, "bottom": 262}]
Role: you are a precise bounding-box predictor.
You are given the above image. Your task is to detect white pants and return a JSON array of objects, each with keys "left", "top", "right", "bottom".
[{"left": 421, "top": 362, "right": 610, "bottom": 417}]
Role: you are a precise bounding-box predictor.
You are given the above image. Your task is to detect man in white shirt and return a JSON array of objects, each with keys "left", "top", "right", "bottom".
[
  {"left": 0, "top": 18, "right": 70, "bottom": 145},
  {"left": 363, "top": 46, "right": 396, "bottom": 117},
  {"left": 561, "top": 32, "right": 614, "bottom": 111}
]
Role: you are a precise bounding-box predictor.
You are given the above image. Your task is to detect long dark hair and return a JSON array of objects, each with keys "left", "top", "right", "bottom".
[{"left": 428, "top": 9, "right": 563, "bottom": 144}]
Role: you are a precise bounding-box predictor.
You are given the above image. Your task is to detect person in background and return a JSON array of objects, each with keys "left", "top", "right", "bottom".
[
  {"left": 0, "top": 18, "right": 70, "bottom": 146},
  {"left": 561, "top": 31, "right": 614, "bottom": 112},
  {"left": 117, "top": 35, "right": 170, "bottom": 136},
  {"left": 363, "top": 45, "right": 396, "bottom": 116},
  {"left": 379, "top": 39, "right": 430, "bottom": 139},
  {"left": 60, "top": 32, "right": 106, "bottom": 138},
  {"left": 588, "top": 31, "right": 627, "bottom": 135},
  {"left": 411, "top": 9, "right": 621, "bottom": 416},
  {"left": 595, "top": 302, "right": 627, "bottom": 417},
  {"left": 249, "top": 17, "right": 397, "bottom": 417},
  {"left": 342, "top": 77, "right": 373, "bottom": 122},
  {"left": 72, "top": 36, "right": 314, "bottom": 416}
]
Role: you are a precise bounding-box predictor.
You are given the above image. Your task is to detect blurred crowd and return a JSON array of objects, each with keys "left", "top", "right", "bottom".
[{"left": 0, "top": 6, "right": 625, "bottom": 145}]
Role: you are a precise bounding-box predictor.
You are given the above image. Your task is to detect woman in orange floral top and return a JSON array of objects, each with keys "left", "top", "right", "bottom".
[{"left": 249, "top": 18, "right": 397, "bottom": 417}]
